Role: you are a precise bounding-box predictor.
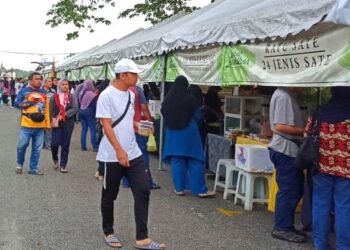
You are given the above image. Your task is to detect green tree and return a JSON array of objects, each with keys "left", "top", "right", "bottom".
[
  {"left": 46, "top": 0, "right": 115, "bottom": 40},
  {"left": 46, "top": 0, "right": 202, "bottom": 40},
  {"left": 118, "top": 0, "right": 198, "bottom": 25}
]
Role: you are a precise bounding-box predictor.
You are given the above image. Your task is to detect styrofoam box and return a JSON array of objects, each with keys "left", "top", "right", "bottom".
[
  {"left": 148, "top": 100, "right": 161, "bottom": 117},
  {"left": 235, "top": 144, "right": 273, "bottom": 173}
]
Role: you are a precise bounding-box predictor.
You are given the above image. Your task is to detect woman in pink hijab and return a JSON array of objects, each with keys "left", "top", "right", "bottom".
[{"left": 78, "top": 79, "right": 98, "bottom": 151}]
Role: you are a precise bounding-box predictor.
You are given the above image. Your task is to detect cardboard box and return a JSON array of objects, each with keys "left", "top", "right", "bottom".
[{"left": 235, "top": 144, "right": 273, "bottom": 173}]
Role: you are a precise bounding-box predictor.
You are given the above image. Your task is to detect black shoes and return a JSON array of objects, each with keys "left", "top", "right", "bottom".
[
  {"left": 271, "top": 230, "right": 306, "bottom": 243},
  {"left": 150, "top": 184, "right": 161, "bottom": 190}
]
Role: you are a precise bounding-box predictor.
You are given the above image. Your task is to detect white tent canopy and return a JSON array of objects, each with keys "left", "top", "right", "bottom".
[
  {"left": 57, "top": 12, "right": 188, "bottom": 71},
  {"left": 57, "top": 45, "right": 100, "bottom": 71},
  {"left": 116, "top": 0, "right": 349, "bottom": 58},
  {"left": 56, "top": 0, "right": 350, "bottom": 84}
]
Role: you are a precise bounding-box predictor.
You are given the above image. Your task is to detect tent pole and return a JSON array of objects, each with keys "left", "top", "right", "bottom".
[
  {"left": 158, "top": 54, "right": 168, "bottom": 170},
  {"left": 317, "top": 87, "right": 322, "bottom": 106},
  {"left": 105, "top": 63, "right": 108, "bottom": 80}
]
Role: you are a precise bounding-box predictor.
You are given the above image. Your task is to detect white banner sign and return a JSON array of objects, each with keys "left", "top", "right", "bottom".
[
  {"left": 166, "top": 46, "right": 221, "bottom": 85},
  {"left": 167, "top": 24, "right": 350, "bottom": 87},
  {"left": 135, "top": 56, "right": 162, "bottom": 83}
]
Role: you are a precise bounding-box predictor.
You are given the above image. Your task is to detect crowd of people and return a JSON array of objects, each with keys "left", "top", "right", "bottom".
[
  {"left": 0, "top": 77, "right": 24, "bottom": 106},
  {"left": 3, "top": 57, "right": 349, "bottom": 249}
]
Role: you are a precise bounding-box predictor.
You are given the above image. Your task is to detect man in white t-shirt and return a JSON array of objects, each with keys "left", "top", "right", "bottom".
[{"left": 96, "top": 58, "right": 165, "bottom": 250}]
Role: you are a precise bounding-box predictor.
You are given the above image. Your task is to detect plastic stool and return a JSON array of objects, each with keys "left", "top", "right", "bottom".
[
  {"left": 213, "top": 159, "right": 239, "bottom": 199},
  {"left": 234, "top": 169, "right": 272, "bottom": 210}
]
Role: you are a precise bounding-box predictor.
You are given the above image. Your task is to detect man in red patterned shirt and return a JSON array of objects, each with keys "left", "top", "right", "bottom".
[{"left": 311, "top": 87, "right": 350, "bottom": 250}]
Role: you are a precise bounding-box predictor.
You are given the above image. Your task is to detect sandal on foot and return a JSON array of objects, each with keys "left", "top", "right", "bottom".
[
  {"left": 174, "top": 190, "right": 185, "bottom": 196},
  {"left": 28, "top": 170, "right": 44, "bottom": 175},
  {"left": 134, "top": 240, "right": 165, "bottom": 250},
  {"left": 105, "top": 234, "right": 122, "bottom": 248},
  {"left": 16, "top": 167, "right": 23, "bottom": 174},
  {"left": 94, "top": 171, "right": 100, "bottom": 179},
  {"left": 198, "top": 191, "right": 216, "bottom": 198}
]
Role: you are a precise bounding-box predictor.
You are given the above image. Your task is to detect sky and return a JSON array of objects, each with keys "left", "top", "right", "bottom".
[{"left": 0, "top": 0, "right": 210, "bottom": 71}]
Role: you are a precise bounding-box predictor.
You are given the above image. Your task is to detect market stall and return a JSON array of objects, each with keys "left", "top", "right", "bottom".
[{"left": 53, "top": 0, "right": 350, "bottom": 209}]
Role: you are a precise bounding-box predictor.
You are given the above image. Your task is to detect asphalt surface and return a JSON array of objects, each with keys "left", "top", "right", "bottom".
[{"left": 0, "top": 106, "right": 315, "bottom": 250}]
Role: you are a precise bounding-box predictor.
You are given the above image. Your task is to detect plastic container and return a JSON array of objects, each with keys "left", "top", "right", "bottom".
[{"left": 235, "top": 144, "right": 273, "bottom": 173}]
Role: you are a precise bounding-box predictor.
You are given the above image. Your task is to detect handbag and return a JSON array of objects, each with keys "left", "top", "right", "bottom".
[
  {"left": 295, "top": 111, "right": 321, "bottom": 172},
  {"left": 51, "top": 112, "right": 60, "bottom": 128}
]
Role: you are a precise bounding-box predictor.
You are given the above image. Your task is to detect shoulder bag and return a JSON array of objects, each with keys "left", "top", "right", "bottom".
[
  {"left": 295, "top": 110, "right": 321, "bottom": 172},
  {"left": 102, "top": 91, "right": 131, "bottom": 136}
]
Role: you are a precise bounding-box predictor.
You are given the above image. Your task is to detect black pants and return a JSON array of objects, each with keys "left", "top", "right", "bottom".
[
  {"left": 2, "top": 95, "right": 8, "bottom": 105},
  {"left": 11, "top": 95, "right": 16, "bottom": 106},
  {"left": 101, "top": 156, "right": 150, "bottom": 240},
  {"left": 51, "top": 125, "right": 74, "bottom": 168}
]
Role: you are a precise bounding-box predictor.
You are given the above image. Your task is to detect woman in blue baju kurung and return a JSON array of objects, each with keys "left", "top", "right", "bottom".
[{"left": 161, "top": 75, "right": 216, "bottom": 198}]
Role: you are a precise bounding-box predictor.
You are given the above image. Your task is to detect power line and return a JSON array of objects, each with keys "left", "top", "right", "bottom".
[{"left": 0, "top": 50, "right": 75, "bottom": 56}]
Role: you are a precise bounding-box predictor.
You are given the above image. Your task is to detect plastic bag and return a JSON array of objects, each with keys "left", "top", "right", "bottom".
[{"left": 147, "top": 133, "right": 157, "bottom": 152}]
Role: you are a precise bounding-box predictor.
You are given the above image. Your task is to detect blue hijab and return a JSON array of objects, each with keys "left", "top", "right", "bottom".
[{"left": 319, "top": 87, "right": 350, "bottom": 124}]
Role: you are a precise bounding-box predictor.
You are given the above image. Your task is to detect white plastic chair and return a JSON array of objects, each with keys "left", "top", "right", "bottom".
[
  {"left": 234, "top": 169, "right": 272, "bottom": 210},
  {"left": 213, "top": 159, "right": 239, "bottom": 199}
]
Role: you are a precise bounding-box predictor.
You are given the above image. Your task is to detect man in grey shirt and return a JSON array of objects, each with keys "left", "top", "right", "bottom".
[{"left": 268, "top": 87, "right": 306, "bottom": 243}]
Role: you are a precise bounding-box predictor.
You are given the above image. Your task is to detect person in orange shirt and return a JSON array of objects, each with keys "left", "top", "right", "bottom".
[{"left": 15, "top": 72, "right": 50, "bottom": 175}]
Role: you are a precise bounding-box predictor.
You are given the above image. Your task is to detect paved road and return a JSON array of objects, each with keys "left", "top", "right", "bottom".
[{"left": 0, "top": 106, "right": 314, "bottom": 250}]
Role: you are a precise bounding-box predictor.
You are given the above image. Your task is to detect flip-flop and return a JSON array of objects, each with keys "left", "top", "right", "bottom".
[
  {"left": 134, "top": 240, "right": 165, "bottom": 250},
  {"left": 105, "top": 235, "right": 122, "bottom": 248},
  {"left": 94, "top": 171, "right": 100, "bottom": 179}
]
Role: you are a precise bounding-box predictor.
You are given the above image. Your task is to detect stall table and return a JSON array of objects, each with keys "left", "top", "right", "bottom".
[{"left": 205, "top": 133, "right": 233, "bottom": 173}]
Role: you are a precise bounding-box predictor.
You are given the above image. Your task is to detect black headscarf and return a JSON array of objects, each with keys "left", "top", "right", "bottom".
[
  {"left": 161, "top": 75, "right": 197, "bottom": 130},
  {"left": 188, "top": 85, "right": 203, "bottom": 107},
  {"left": 205, "top": 86, "right": 222, "bottom": 111},
  {"left": 143, "top": 84, "right": 150, "bottom": 100},
  {"left": 149, "top": 82, "right": 160, "bottom": 100},
  {"left": 319, "top": 86, "right": 350, "bottom": 124},
  {"left": 99, "top": 79, "right": 110, "bottom": 94}
]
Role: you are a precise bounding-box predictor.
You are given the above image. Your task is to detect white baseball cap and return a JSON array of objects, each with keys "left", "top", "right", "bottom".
[{"left": 114, "top": 58, "right": 142, "bottom": 74}]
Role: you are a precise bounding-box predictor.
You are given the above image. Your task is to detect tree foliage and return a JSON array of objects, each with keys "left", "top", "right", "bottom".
[
  {"left": 47, "top": 0, "right": 200, "bottom": 40},
  {"left": 119, "top": 0, "right": 198, "bottom": 25},
  {"left": 46, "top": 0, "right": 115, "bottom": 40}
]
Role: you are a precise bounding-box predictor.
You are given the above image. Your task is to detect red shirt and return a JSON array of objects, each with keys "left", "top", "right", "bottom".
[{"left": 129, "top": 86, "right": 144, "bottom": 133}]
